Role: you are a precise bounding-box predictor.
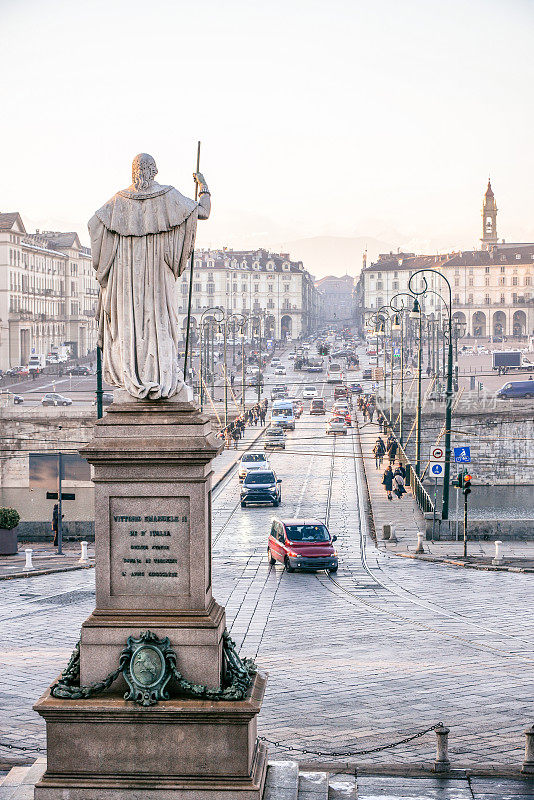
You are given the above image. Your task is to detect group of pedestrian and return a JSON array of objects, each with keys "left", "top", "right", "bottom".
[
  {"left": 219, "top": 399, "right": 269, "bottom": 449},
  {"left": 356, "top": 394, "right": 375, "bottom": 423},
  {"left": 372, "top": 433, "right": 398, "bottom": 470},
  {"left": 382, "top": 462, "right": 406, "bottom": 501}
]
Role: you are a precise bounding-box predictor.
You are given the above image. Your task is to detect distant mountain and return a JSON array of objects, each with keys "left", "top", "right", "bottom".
[{"left": 276, "top": 236, "right": 401, "bottom": 279}]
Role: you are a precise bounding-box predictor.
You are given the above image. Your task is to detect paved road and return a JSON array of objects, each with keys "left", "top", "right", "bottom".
[{"left": 1, "top": 347, "right": 533, "bottom": 772}]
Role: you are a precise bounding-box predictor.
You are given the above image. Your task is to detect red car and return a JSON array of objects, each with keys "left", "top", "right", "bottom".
[{"left": 267, "top": 518, "right": 338, "bottom": 573}]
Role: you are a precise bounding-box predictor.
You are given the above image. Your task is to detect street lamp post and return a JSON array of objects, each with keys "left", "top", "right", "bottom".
[
  {"left": 199, "top": 307, "right": 224, "bottom": 412},
  {"left": 410, "top": 299, "right": 424, "bottom": 477},
  {"left": 390, "top": 293, "right": 416, "bottom": 446},
  {"left": 409, "top": 269, "right": 454, "bottom": 520}
]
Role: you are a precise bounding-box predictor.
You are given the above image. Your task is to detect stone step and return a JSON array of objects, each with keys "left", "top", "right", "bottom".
[
  {"left": 264, "top": 760, "right": 300, "bottom": 800},
  {"left": 327, "top": 773, "right": 358, "bottom": 799},
  {"left": 0, "top": 759, "right": 46, "bottom": 800},
  {"left": 298, "top": 771, "right": 328, "bottom": 800}
]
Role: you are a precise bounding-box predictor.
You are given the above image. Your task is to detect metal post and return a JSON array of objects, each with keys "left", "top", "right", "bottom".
[
  {"left": 389, "top": 332, "right": 393, "bottom": 424},
  {"left": 399, "top": 313, "right": 404, "bottom": 445},
  {"left": 258, "top": 318, "right": 262, "bottom": 404},
  {"left": 433, "top": 725, "right": 450, "bottom": 773},
  {"left": 223, "top": 321, "right": 228, "bottom": 427},
  {"left": 96, "top": 346, "right": 103, "bottom": 419},
  {"left": 183, "top": 141, "right": 201, "bottom": 381},
  {"left": 463, "top": 484, "right": 468, "bottom": 558},
  {"left": 455, "top": 486, "right": 459, "bottom": 540},
  {"left": 241, "top": 331, "right": 246, "bottom": 415},
  {"left": 383, "top": 330, "right": 387, "bottom": 406},
  {"left": 442, "top": 326, "right": 454, "bottom": 519},
  {"left": 57, "top": 452, "right": 63, "bottom": 555},
  {"left": 415, "top": 309, "right": 423, "bottom": 477},
  {"left": 199, "top": 322, "right": 204, "bottom": 411}
]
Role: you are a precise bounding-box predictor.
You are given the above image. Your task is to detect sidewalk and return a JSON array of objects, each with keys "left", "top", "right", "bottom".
[
  {"left": 0, "top": 422, "right": 267, "bottom": 581},
  {"left": 356, "top": 411, "right": 534, "bottom": 573},
  {"left": 356, "top": 409, "right": 425, "bottom": 542}
]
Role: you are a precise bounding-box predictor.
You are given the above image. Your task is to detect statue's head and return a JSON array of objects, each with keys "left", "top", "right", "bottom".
[{"left": 132, "top": 153, "right": 158, "bottom": 190}]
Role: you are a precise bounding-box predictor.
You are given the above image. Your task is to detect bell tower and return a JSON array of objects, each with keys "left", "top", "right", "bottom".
[{"left": 481, "top": 178, "right": 498, "bottom": 249}]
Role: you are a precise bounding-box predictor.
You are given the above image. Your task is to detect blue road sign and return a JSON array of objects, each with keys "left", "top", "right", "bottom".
[
  {"left": 430, "top": 463, "right": 444, "bottom": 477},
  {"left": 454, "top": 447, "right": 471, "bottom": 463}
]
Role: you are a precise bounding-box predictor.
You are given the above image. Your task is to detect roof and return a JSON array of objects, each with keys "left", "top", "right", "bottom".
[
  {"left": 365, "top": 253, "right": 450, "bottom": 273},
  {"left": 0, "top": 212, "right": 26, "bottom": 233},
  {"left": 194, "top": 248, "right": 306, "bottom": 275},
  {"left": 485, "top": 179, "right": 494, "bottom": 199},
  {"left": 35, "top": 231, "right": 82, "bottom": 250}
]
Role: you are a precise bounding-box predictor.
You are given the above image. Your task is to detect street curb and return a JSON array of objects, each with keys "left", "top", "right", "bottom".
[
  {"left": 0, "top": 563, "right": 95, "bottom": 581},
  {"left": 297, "top": 761, "right": 533, "bottom": 779},
  {"left": 387, "top": 550, "right": 534, "bottom": 574},
  {"left": 0, "top": 425, "right": 267, "bottom": 581}
]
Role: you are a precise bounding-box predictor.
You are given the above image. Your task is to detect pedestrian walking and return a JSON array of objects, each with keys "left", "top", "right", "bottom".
[
  {"left": 394, "top": 462, "right": 406, "bottom": 480},
  {"left": 373, "top": 437, "right": 386, "bottom": 469},
  {"left": 231, "top": 425, "right": 240, "bottom": 450},
  {"left": 368, "top": 405, "right": 374, "bottom": 423},
  {"left": 382, "top": 465, "right": 394, "bottom": 501},
  {"left": 230, "top": 374, "right": 235, "bottom": 387},
  {"left": 387, "top": 437, "right": 398, "bottom": 464},
  {"left": 393, "top": 471, "right": 406, "bottom": 499}
]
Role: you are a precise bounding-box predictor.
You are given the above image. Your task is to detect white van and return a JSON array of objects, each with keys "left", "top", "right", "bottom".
[{"left": 270, "top": 399, "right": 295, "bottom": 431}]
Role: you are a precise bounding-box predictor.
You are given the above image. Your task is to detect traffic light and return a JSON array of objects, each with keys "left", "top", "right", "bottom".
[
  {"left": 453, "top": 471, "right": 464, "bottom": 488},
  {"left": 463, "top": 473, "right": 472, "bottom": 496}
]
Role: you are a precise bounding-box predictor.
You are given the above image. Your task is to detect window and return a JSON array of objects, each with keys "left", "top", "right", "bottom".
[
  {"left": 468, "top": 294, "right": 473, "bottom": 305},
  {"left": 377, "top": 282, "right": 383, "bottom": 290},
  {"left": 525, "top": 277, "right": 532, "bottom": 286},
  {"left": 484, "top": 266, "right": 490, "bottom": 274},
  {"left": 499, "top": 277, "right": 506, "bottom": 285},
  {"left": 516, "top": 254, "right": 521, "bottom": 260},
  {"left": 181, "top": 283, "right": 188, "bottom": 295},
  {"left": 468, "top": 278, "right": 473, "bottom": 287},
  {"left": 232, "top": 283, "right": 237, "bottom": 293},
  {"left": 241, "top": 283, "right": 247, "bottom": 293},
  {"left": 484, "top": 294, "right": 490, "bottom": 305},
  {"left": 454, "top": 278, "right": 460, "bottom": 287},
  {"left": 393, "top": 281, "right": 399, "bottom": 290},
  {"left": 500, "top": 293, "right": 505, "bottom": 304},
  {"left": 485, "top": 277, "right": 490, "bottom": 286},
  {"left": 194, "top": 282, "right": 201, "bottom": 292},
  {"left": 254, "top": 284, "right": 259, "bottom": 293},
  {"left": 207, "top": 283, "right": 214, "bottom": 295},
  {"left": 501, "top": 264, "right": 506, "bottom": 271},
  {"left": 512, "top": 277, "right": 518, "bottom": 286},
  {"left": 268, "top": 284, "right": 273, "bottom": 293},
  {"left": 468, "top": 268, "right": 473, "bottom": 275},
  {"left": 267, "top": 299, "right": 274, "bottom": 309},
  {"left": 284, "top": 284, "right": 289, "bottom": 292}
]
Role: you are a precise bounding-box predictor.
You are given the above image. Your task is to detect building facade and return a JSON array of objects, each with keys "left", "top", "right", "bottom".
[
  {"left": 0, "top": 213, "right": 98, "bottom": 369},
  {"left": 314, "top": 275, "right": 354, "bottom": 324},
  {"left": 356, "top": 182, "right": 534, "bottom": 338},
  {"left": 176, "top": 248, "right": 320, "bottom": 340}
]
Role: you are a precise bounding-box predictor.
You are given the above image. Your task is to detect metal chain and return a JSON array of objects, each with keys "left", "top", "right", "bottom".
[
  {"left": 0, "top": 722, "right": 440, "bottom": 758},
  {"left": 258, "top": 723, "right": 442, "bottom": 758}
]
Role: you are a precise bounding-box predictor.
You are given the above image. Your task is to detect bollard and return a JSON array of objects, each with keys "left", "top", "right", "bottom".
[
  {"left": 23, "top": 548, "right": 35, "bottom": 572},
  {"left": 79, "top": 541, "right": 89, "bottom": 564},
  {"left": 522, "top": 725, "right": 534, "bottom": 775},
  {"left": 389, "top": 527, "right": 398, "bottom": 543},
  {"left": 492, "top": 540, "right": 505, "bottom": 566},
  {"left": 382, "top": 524, "right": 391, "bottom": 540},
  {"left": 433, "top": 725, "right": 450, "bottom": 773},
  {"left": 415, "top": 531, "right": 425, "bottom": 554}
]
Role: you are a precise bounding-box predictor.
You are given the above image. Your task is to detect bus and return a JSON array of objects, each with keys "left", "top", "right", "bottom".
[
  {"left": 326, "top": 362, "right": 344, "bottom": 384},
  {"left": 270, "top": 399, "right": 296, "bottom": 430}
]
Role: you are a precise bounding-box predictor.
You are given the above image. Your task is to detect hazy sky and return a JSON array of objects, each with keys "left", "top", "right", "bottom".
[{"left": 1, "top": 0, "right": 533, "bottom": 274}]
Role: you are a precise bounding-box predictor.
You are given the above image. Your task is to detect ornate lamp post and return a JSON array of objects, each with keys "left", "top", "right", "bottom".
[
  {"left": 199, "top": 307, "right": 224, "bottom": 412},
  {"left": 389, "top": 293, "right": 417, "bottom": 446},
  {"left": 409, "top": 269, "right": 454, "bottom": 519},
  {"left": 369, "top": 307, "right": 392, "bottom": 417},
  {"left": 250, "top": 312, "right": 267, "bottom": 404}
]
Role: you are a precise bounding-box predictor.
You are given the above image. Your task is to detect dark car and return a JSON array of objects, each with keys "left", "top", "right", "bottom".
[
  {"left": 68, "top": 365, "right": 91, "bottom": 376},
  {"left": 350, "top": 383, "right": 363, "bottom": 394},
  {"left": 240, "top": 469, "right": 282, "bottom": 507},
  {"left": 13, "top": 394, "right": 24, "bottom": 404},
  {"left": 362, "top": 368, "right": 373, "bottom": 380},
  {"left": 267, "top": 518, "right": 338, "bottom": 573},
  {"left": 92, "top": 392, "right": 114, "bottom": 406},
  {"left": 271, "top": 386, "right": 288, "bottom": 400}
]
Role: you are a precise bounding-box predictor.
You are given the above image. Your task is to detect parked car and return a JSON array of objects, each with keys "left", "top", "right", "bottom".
[
  {"left": 496, "top": 380, "right": 534, "bottom": 399},
  {"left": 264, "top": 426, "right": 286, "bottom": 450},
  {"left": 41, "top": 393, "right": 72, "bottom": 407},
  {"left": 240, "top": 469, "right": 282, "bottom": 507},
  {"left": 326, "top": 415, "right": 348, "bottom": 435},
  {"left": 303, "top": 386, "right": 318, "bottom": 399},
  {"left": 267, "top": 518, "right": 338, "bottom": 573},
  {"left": 310, "top": 398, "right": 326, "bottom": 415},
  {"left": 68, "top": 365, "right": 91, "bottom": 376},
  {"left": 238, "top": 452, "right": 270, "bottom": 481},
  {"left": 362, "top": 368, "right": 373, "bottom": 380}
]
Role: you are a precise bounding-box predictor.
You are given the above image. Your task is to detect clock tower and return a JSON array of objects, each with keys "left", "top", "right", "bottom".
[{"left": 481, "top": 178, "right": 498, "bottom": 249}]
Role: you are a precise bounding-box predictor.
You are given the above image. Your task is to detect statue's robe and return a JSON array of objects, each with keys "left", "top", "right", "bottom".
[{"left": 89, "top": 183, "right": 203, "bottom": 400}]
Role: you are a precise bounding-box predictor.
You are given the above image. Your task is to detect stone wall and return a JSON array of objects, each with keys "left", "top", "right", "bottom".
[{"left": 394, "top": 396, "right": 534, "bottom": 485}]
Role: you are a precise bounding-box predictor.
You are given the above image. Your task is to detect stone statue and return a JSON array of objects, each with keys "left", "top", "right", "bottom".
[{"left": 88, "top": 153, "right": 211, "bottom": 400}]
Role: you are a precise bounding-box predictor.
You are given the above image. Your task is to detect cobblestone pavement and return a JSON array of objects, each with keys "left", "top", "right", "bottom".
[{"left": 1, "top": 370, "right": 533, "bottom": 773}]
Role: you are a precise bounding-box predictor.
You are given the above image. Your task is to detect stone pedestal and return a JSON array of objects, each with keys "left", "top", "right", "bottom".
[{"left": 34, "top": 398, "right": 267, "bottom": 800}]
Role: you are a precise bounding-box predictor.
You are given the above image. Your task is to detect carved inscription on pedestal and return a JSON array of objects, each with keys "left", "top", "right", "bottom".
[{"left": 110, "top": 497, "right": 190, "bottom": 596}]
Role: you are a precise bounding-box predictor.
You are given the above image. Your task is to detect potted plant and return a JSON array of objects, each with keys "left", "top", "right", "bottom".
[{"left": 0, "top": 508, "right": 21, "bottom": 556}]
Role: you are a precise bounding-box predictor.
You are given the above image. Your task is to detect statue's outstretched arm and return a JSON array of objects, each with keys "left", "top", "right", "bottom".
[{"left": 193, "top": 172, "right": 211, "bottom": 221}]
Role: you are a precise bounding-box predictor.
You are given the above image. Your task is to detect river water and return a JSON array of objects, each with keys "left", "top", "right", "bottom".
[{"left": 424, "top": 484, "right": 534, "bottom": 520}]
